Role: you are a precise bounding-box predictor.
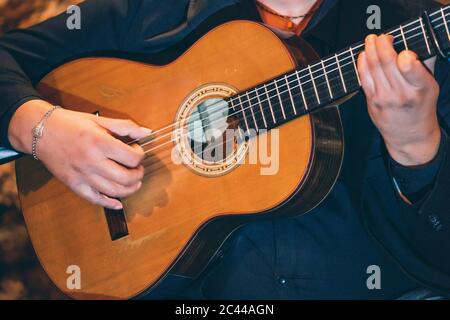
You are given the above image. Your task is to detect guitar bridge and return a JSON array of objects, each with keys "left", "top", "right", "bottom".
[{"left": 104, "top": 205, "right": 129, "bottom": 241}]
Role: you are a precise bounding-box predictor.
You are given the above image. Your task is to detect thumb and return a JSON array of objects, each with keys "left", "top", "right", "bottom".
[
  {"left": 397, "top": 51, "right": 433, "bottom": 88},
  {"left": 94, "top": 117, "right": 152, "bottom": 140}
]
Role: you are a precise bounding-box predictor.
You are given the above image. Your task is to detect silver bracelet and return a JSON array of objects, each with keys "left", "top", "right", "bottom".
[{"left": 31, "top": 106, "right": 61, "bottom": 160}]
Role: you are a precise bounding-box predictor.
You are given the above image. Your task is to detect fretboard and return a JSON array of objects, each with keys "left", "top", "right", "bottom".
[{"left": 230, "top": 5, "right": 450, "bottom": 134}]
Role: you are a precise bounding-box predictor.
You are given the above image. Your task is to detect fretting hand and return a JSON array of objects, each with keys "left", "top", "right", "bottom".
[{"left": 358, "top": 34, "right": 441, "bottom": 166}]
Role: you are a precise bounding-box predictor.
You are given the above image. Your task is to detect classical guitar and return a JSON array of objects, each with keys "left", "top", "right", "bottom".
[{"left": 15, "top": 5, "right": 450, "bottom": 299}]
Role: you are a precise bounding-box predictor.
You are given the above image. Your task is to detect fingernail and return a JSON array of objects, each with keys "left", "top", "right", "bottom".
[
  {"left": 114, "top": 204, "right": 123, "bottom": 210},
  {"left": 141, "top": 127, "right": 153, "bottom": 135}
]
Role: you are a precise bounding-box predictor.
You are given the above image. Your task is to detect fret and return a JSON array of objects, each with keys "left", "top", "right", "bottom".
[
  {"left": 420, "top": 17, "right": 432, "bottom": 55},
  {"left": 264, "top": 84, "right": 277, "bottom": 124},
  {"left": 399, "top": 18, "right": 434, "bottom": 60},
  {"left": 295, "top": 71, "right": 308, "bottom": 111},
  {"left": 274, "top": 80, "right": 287, "bottom": 120},
  {"left": 227, "top": 5, "right": 450, "bottom": 136},
  {"left": 278, "top": 75, "right": 296, "bottom": 119},
  {"left": 399, "top": 24, "right": 409, "bottom": 50},
  {"left": 428, "top": 8, "right": 449, "bottom": 58},
  {"left": 246, "top": 91, "right": 258, "bottom": 132},
  {"left": 265, "top": 82, "right": 284, "bottom": 122},
  {"left": 441, "top": 7, "right": 450, "bottom": 42},
  {"left": 310, "top": 63, "right": 332, "bottom": 104},
  {"left": 339, "top": 50, "right": 361, "bottom": 93},
  {"left": 297, "top": 68, "right": 319, "bottom": 110},
  {"left": 335, "top": 54, "right": 348, "bottom": 93},
  {"left": 228, "top": 98, "right": 244, "bottom": 140},
  {"left": 298, "top": 68, "right": 318, "bottom": 111},
  {"left": 285, "top": 75, "right": 297, "bottom": 115},
  {"left": 322, "top": 55, "right": 346, "bottom": 99},
  {"left": 229, "top": 98, "right": 236, "bottom": 111},
  {"left": 321, "top": 60, "right": 333, "bottom": 99},
  {"left": 349, "top": 47, "right": 361, "bottom": 86},
  {"left": 254, "top": 88, "right": 268, "bottom": 128},
  {"left": 237, "top": 95, "right": 250, "bottom": 133},
  {"left": 256, "top": 86, "right": 275, "bottom": 127},
  {"left": 308, "top": 65, "right": 321, "bottom": 105},
  {"left": 267, "top": 75, "right": 297, "bottom": 121}
]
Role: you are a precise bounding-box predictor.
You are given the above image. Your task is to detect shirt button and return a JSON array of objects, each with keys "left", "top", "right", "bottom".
[
  {"left": 216, "top": 249, "right": 225, "bottom": 260},
  {"left": 428, "top": 214, "right": 443, "bottom": 232},
  {"left": 278, "top": 277, "right": 287, "bottom": 285},
  {"left": 428, "top": 214, "right": 443, "bottom": 231}
]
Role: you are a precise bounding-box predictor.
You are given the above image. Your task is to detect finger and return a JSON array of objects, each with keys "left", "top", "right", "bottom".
[
  {"left": 357, "top": 51, "right": 376, "bottom": 96},
  {"left": 103, "top": 135, "right": 146, "bottom": 168},
  {"left": 74, "top": 183, "right": 123, "bottom": 210},
  {"left": 375, "top": 34, "right": 408, "bottom": 89},
  {"left": 95, "top": 161, "right": 144, "bottom": 187},
  {"left": 397, "top": 50, "right": 434, "bottom": 88},
  {"left": 95, "top": 117, "right": 152, "bottom": 140},
  {"left": 85, "top": 173, "right": 142, "bottom": 199},
  {"left": 365, "top": 35, "right": 392, "bottom": 91}
]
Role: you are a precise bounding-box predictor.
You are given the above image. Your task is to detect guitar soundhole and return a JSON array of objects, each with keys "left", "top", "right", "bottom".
[
  {"left": 186, "top": 98, "right": 243, "bottom": 164},
  {"left": 175, "top": 84, "right": 249, "bottom": 176}
]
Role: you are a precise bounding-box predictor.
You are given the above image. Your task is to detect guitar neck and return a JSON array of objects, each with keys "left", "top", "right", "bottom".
[{"left": 231, "top": 5, "right": 450, "bottom": 133}]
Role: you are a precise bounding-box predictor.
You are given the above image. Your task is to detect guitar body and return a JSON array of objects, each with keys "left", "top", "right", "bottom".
[{"left": 15, "top": 21, "right": 344, "bottom": 299}]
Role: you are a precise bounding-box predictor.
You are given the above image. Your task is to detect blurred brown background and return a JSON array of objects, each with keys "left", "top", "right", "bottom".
[
  {"left": 0, "top": 0, "right": 448, "bottom": 300},
  {"left": 0, "top": 0, "right": 80, "bottom": 300}
]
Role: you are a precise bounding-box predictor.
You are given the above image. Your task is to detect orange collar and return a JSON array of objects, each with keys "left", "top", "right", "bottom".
[{"left": 256, "top": 0, "right": 323, "bottom": 36}]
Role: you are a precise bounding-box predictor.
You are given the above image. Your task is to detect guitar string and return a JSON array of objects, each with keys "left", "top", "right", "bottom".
[
  {"left": 137, "top": 14, "right": 448, "bottom": 156},
  {"left": 139, "top": 30, "right": 433, "bottom": 176},
  {"left": 140, "top": 36, "right": 431, "bottom": 176},
  {"left": 140, "top": 10, "right": 448, "bottom": 145},
  {"left": 139, "top": 21, "right": 438, "bottom": 158},
  {"left": 137, "top": 20, "right": 422, "bottom": 147},
  {"left": 133, "top": 9, "right": 448, "bottom": 151},
  {"left": 138, "top": 34, "right": 420, "bottom": 163}
]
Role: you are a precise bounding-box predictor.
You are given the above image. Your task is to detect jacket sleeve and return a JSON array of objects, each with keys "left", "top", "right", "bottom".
[
  {"left": 365, "top": 56, "right": 450, "bottom": 295},
  {"left": 407, "top": 57, "right": 450, "bottom": 275},
  {"left": 0, "top": 0, "right": 141, "bottom": 149},
  {"left": 389, "top": 129, "right": 446, "bottom": 204}
]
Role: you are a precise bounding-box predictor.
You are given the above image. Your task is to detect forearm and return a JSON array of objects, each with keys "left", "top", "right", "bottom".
[{"left": 0, "top": 48, "right": 43, "bottom": 148}]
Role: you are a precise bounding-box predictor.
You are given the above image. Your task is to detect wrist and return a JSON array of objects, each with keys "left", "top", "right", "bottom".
[
  {"left": 8, "top": 99, "right": 55, "bottom": 154},
  {"left": 385, "top": 126, "right": 442, "bottom": 166}
]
